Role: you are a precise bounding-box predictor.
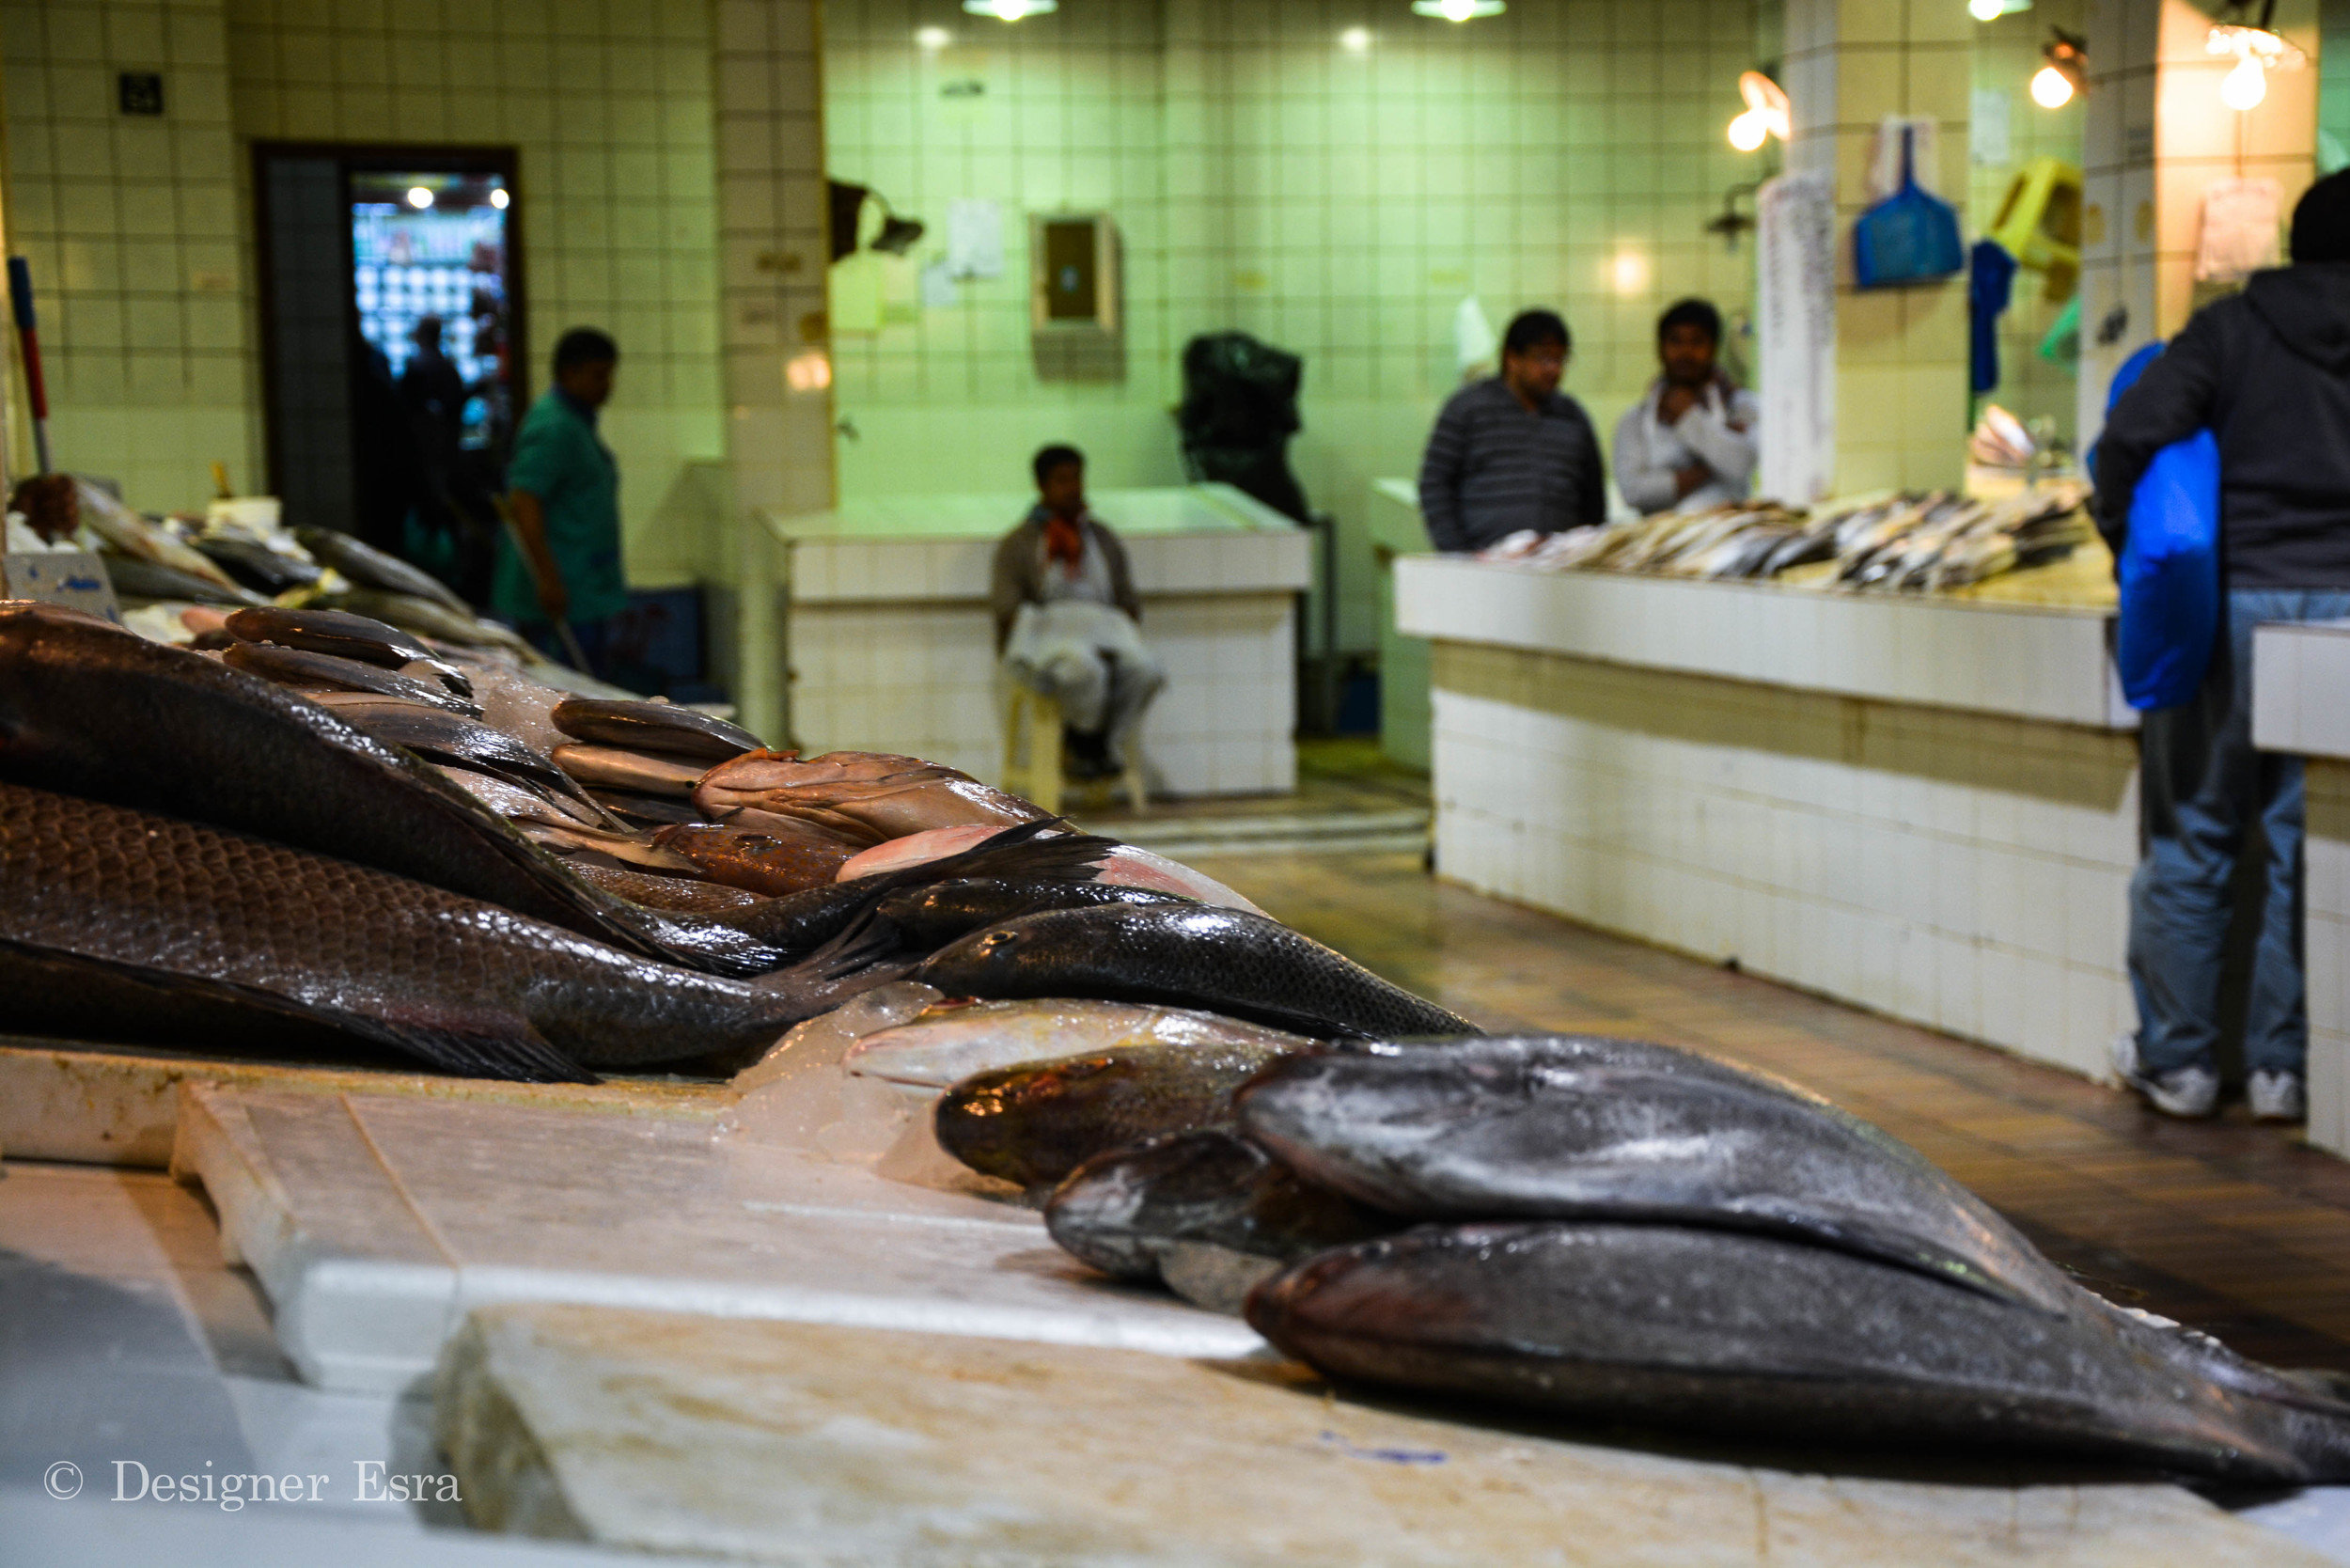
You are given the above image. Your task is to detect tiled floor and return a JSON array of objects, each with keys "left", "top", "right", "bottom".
[{"left": 1183, "top": 844, "right": 2350, "bottom": 1375}]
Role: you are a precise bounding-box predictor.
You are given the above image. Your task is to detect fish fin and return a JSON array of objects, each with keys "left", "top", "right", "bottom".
[
  {"left": 868, "top": 817, "right": 1119, "bottom": 892},
  {"left": 366, "top": 1015, "right": 597, "bottom": 1085}
]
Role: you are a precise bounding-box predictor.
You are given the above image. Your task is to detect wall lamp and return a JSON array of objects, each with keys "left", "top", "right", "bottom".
[
  {"left": 2031, "top": 28, "right": 2089, "bottom": 108},
  {"left": 2209, "top": 2, "right": 2304, "bottom": 113},
  {"left": 1727, "top": 71, "right": 1790, "bottom": 152}
]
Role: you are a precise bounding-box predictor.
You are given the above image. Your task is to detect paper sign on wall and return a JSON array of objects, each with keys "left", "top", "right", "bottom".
[
  {"left": 947, "top": 199, "right": 1003, "bottom": 279},
  {"left": 1970, "top": 89, "right": 2012, "bottom": 168}
]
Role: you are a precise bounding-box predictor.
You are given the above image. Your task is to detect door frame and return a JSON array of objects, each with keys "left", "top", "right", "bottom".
[{"left": 249, "top": 140, "right": 526, "bottom": 501}]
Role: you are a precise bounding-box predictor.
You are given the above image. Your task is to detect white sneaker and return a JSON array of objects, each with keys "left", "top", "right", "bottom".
[
  {"left": 2248, "top": 1070, "right": 2307, "bottom": 1124},
  {"left": 2111, "top": 1031, "right": 2220, "bottom": 1119}
]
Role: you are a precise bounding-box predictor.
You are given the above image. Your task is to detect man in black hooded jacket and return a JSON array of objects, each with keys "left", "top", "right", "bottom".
[{"left": 2092, "top": 170, "right": 2350, "bottom": 1125}]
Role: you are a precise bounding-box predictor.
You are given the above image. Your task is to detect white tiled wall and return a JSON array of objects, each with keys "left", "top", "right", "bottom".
[{"left": 1432, "top": 641, "right": 2139, "bottom": 1078}]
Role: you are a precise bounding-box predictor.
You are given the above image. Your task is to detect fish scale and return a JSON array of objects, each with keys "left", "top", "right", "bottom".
[{"left": 0, "top": 779, "right": 829, "bottom": 1081}]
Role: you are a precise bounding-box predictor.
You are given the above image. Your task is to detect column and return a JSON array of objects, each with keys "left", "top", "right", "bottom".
[
  {"left": 712, "top": 0, "right": 835, "bottom": 742},
  {"left": 1781, "top": 0, "right": 1974, "bottom": 494}
]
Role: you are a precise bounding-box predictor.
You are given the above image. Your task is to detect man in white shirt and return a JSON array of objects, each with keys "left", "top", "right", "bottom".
[{"left": 1612, "top": 299, "right": 1761, "bottom": 515}]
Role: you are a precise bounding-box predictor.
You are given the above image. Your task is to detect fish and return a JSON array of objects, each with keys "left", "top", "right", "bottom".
[
  {"left": 100, "top": 553, "right": 270, "bottom": 606},
  {"left": 933, "top": 1036, "right": 1305, "bottom": 1191},
  {"left": 551, "top": 743, "right": 709, "bottom": 798},
  {"left": 695, "top": 749, "right": 1048, "bottom": 839},
  {"left": 193, "top": 534, "right": 322, "bottom": 594},
  {"left": 519, "top": 820, "right": 704, "bottom": 875},
  {"left": 225, "top": 604, "right": 475, "bottom": 698},
  {"left": 589, "top": 789, "right": 711, "bottom": 828},
  {"left": 71, "top": 478, "right": 245, "bottom": 593},
  {"left": 1244, "top": 1220, "right": 2350, "bottom": 1483},
  {"left": 322, "top": 587, "right": 533, "bottom": 655},
  {"left": 911, "top": 903, "right": 1480, "bottom": 1041},
  {"left": 651, "top": 822, "right": 857, "bottom": 896},
  {"left": 223, "top": 641, "right": 484, "bottom": 716},
  {"left": 871, "top": 877, "right": 1191, "bottom": 948},
  {"left": 294, "top": 525, "right": 473, "bottom": 614},
  {"left": 0, "top": 778, "right": 883, "bottom": 1083},
  {"left": 0, "top": 604, "right": 796, "bottom": 976},
  {"left": 1232, "top": 1035, "right": 2076, "bottom": 1312},
  {"left": 310, "top": 695, "right": 613, "bottom": 823},
  {"left": 436, "top": 766, "right": 607, "bottom": 831},
  {"left": 845, "top": 997, "right": 1312, "bottom": 1090},
  {"left": 551, "top": 697, "right": 763, "bottom": 761},
  {"left": 838, "top": 825, "right": 1261, "bottom": 913},
  {"left": 573, "top": 862, "right": 768, "bottom": 916},
  {"left": 1043, "top": 1130, "right": 1397, "bottom": 1312},
  {"left": 454, "top": 659, "right": 576, "bottom": 759}
]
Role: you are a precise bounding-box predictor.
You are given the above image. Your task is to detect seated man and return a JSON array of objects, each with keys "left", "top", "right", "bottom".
[
  {"left": 991, "top": 445, "right": 1165, "bottom": 781},
  {"left": 1613, "top": 298, "right": 1760, "bottom": 515}
]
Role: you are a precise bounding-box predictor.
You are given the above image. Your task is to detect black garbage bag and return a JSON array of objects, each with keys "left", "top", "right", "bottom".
[{"left": 1178, "top": 332, "right": 1310, "bottom": 522}]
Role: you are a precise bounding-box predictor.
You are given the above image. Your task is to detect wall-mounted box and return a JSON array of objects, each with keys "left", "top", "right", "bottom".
[{"left": 1029, "top": 212, "right": 1122, "bottom": 381}]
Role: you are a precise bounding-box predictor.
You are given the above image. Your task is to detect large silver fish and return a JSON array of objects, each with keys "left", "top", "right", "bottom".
[
  {"left": 0, "top": 779, "right": 874, "bottom": 1082},
  {"left": 1246, "top": 1221, "right": 2350, "bottom": 1483},
  {"left": 1234, "top": 1035, "right": 2077, "bottom": 1311},
  {"left": 845, "top": 998, "right": 1311, "bottom": 1090}
]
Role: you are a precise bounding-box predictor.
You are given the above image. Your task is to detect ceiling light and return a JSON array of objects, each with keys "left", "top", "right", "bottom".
[
  {"left": 915, "top": 25, "right": 952, "bottom": 48},
  {"left": 1969, "top": 0, "right": 2032, "bottom": 18},
  {"left": 1340, "top": 26, "right": 1372, "bottom": 50},
  {"left": 488, "top": 188, "right": 509, "bottom": 210},
  {"left": 1726, "top": 71, "right": 1790, "bottom": 150},
  {"left": 1411, "top": 0, "right": 1505, "bottom": 20},
  {"left": 963, "top": 0, "right": 1055, "bottom": 19},
  {"left": 405, "top": 186, "right": 432, "bottom": 210}
]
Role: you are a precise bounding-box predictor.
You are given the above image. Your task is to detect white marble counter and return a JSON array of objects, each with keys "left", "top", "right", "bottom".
[
  {"left": 1399, "top": 555, "right": 2137, "bottom": 1081},
  {"left": 741, "top": 484, "right": 1311, "bottom": 797}
]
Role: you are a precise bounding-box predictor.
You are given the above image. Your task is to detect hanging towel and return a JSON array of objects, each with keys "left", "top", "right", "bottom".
[{"left": 1969, "top": 239, "right": 2018, "bottom": 395}]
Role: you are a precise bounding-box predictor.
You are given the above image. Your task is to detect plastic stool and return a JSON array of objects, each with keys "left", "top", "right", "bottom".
[{"left": 1002, "top": 685, "right": 1146, "bottom": 815}]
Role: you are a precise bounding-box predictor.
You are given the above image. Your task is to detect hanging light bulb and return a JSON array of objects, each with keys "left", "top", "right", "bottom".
[
  {"left": 1724, "top": 70, "right": 1790, "bottom": 151},
  {"left": 2029, "top": 64, "right": 2074, "bottom": 107},
  {"left": 2221, "top": 52, "right": 2269, "bottom": 110},
  {"left": 1727, "top": 110, "right": 1768, "bottom": 152}
]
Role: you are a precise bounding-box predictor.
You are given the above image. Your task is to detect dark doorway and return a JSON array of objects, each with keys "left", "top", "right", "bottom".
[{"left": 252, "top": 143, "right": 523, "bottom": 605}]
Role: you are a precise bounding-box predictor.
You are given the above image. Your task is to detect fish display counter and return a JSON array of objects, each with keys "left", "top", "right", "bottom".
[
  {"left": 1394, "top": 547, "right": 2138, "bottom": 1084},
  {"left": 2253, "top": 618, "right": 2350, "bottom": 1159},
  {"left": 737, "top": 483, "right": 1311, "bottom": 797}
]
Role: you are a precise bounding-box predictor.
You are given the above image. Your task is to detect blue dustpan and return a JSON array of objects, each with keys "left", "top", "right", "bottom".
[{"left": 1854, "top": 127, "right": 1963, "bottom": 289}]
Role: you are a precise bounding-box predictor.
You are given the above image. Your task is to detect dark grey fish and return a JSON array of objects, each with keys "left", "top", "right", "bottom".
[
  {"left": 225, "top": 604, "right": 474, "bottom": 698},
  {"left": 0, "top": 779, "right": 872, "bottom": 1082},
  {"left": 1234, "top": 1035, "right": 2076, "bottom": 1312},
  {"left": 194, "top": 535, "right": 322, "bottom": 593},
  {"left": 550, "top": 743, "right": 708, "bottom": 798},
  {"left": 590, "top": 788, "right": 711, "bottom": 828},
  {"left": 875, "top": 876, "right": 1191, "bottom": 949},
  {"left": 552, "top": 697, "right": 763, "bottom": 761},
  {"left": 316, "top": 694, "right": 608, "bottom": 821},
  {"left": 935, "top": 1038, "right": 1301, "bottom": 1192},
  {"left": 326, "top": 588, "right": 532, "bottom": 656},
  {"left": 101, "top": 553, "right": 268, "bottom": 606},
  {"left": 572, "top": 861, "right": 768, "bottom": 917},
  {"left": 1045, "top": 1130, "right": 1395, "bottom": 1312},
  {"left": 0, "top": 604, "right": 792, "bottom": 975},
  {"left": 1246, "top": 1221, "right": 2350, "bottom": 1483},
  {"left": 912, "top": 904, "right": 1479, "bottom": 1041},
  {"left": 293, "top": 525, "right": 472, "bottom": 614},
  {"left": 223, "top": 640, "right": 482, "bottom": 716}
]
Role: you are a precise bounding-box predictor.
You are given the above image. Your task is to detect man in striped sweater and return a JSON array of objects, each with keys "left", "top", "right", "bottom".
[{"left": 1416, "top": 308, "right": 1607, "bottom": 553}]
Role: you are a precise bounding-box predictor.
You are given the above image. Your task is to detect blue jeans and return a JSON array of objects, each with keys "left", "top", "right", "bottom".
[{"left": 2128, "top": 588, "right": 2350, "bottom": 1074}]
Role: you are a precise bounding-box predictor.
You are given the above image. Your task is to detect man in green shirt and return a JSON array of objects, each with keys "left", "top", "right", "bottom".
[{"left": 497, "top": 327, "right": 627, "bottom": 671}]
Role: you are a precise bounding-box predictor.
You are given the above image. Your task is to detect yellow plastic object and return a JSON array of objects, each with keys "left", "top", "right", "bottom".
[
  {"left": 1987, "top": 157, "right": 2084, "bottom": 302},
  {"left": 1001, "top": 682, "right": 1146, "bottom": 815}
]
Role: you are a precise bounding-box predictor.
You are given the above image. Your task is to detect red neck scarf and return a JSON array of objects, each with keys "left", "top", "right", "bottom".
[{"left": 1042, "top": 514, "right": 1085, "bottom": 577}]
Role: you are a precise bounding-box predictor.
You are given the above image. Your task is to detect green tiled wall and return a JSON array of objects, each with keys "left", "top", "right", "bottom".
[{"left": 827, "top": 0, "right": 1767, "bottom": 651}]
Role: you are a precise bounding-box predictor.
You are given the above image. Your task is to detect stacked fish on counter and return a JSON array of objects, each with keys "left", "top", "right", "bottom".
[
  {"left": 1480, "top": 480, "right": 2093, "bottom": 591},
  {"left": 822, "top": 999, "right": 2350, "bottom": 1482},
  {"left": 0, "top": 598, "right": 1469, "bottom": 1085}
]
